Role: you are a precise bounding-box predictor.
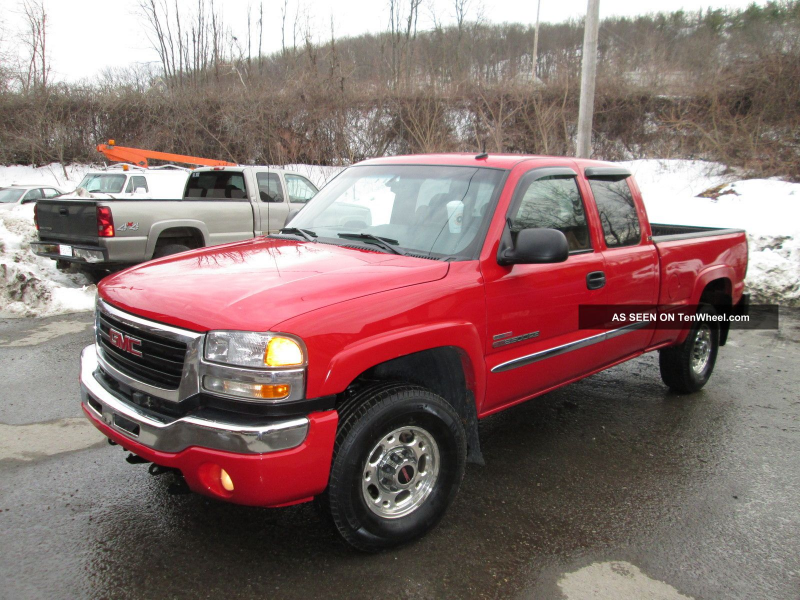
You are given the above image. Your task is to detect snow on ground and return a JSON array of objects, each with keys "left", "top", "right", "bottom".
[
  {"left": 622, "top": 160, "right": 800, "bottom": 306},
  {"left": 0, "top": 162, "right": 92, "bottom": 191},
  {"left": 0, "top": 160, "right": 797, "bottom": 317},
  {"left": 0, "top": 164, "right": 98, "bottom": 317},
  {"left": 0, "top": 204, "right": 96, "bottom": 317}
]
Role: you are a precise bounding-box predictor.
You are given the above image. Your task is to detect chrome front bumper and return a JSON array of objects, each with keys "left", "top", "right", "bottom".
[{"left": 80, "top": 344, "right": 309, "bottom": 455}]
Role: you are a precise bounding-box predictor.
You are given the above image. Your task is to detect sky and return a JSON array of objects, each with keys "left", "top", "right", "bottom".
[{"left": 1, "top": 0, "right": 773, "bottom": 82}]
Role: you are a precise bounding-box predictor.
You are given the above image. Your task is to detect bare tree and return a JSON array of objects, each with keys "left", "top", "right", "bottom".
[{"left": 20, "top": 0, "right": 49, "bottom": 92}]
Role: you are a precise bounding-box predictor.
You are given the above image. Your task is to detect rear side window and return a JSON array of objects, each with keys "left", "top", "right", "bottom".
[
  {"left": 588, "top": 177, "right": 641, "bottom": 248},
  {"left": 256, "top": 173, "right": 284, "bottom": 203},
  {"left": 24, "top": 188, "right": 43, "bottom": 201},
  {"left": 131, "top": 176, "right": 148, "bottom": 193},
  {"left": 185, "top": 172, "right": 247, "bottom": 199},
  {"left": 509, "top": 175, "right": 591, "bottom": 252}
]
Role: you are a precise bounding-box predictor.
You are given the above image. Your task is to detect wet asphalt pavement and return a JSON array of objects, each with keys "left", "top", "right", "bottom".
[{"left": 0, "top": 310, "right": 798, "bottom": 599}]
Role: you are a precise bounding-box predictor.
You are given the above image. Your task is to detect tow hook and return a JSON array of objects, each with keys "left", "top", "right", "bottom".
[
  {"left": 125, "top": 453, "right": 149, "bottom": 465},
  {"left": 148, "top": 464, "right": 174, "bottom": 476}
]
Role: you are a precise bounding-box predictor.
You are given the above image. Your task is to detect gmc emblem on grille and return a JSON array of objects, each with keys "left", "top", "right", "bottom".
[{"left": 108, "top": 328, "right": 143, "bottom": 357}]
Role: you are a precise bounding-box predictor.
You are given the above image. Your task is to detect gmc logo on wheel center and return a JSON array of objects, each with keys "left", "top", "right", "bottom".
[{"left": 108, "top": 328, "right": 143, "bottom": 357}]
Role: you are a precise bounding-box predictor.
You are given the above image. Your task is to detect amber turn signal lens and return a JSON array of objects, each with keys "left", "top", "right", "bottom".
[{"left": 203, "top": 376, "right": 290, "bottom": 400}]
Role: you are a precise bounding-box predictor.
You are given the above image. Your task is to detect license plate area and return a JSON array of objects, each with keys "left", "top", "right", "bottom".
[{"left": 58, "top": 244, "right": 73, "bottom": 256}]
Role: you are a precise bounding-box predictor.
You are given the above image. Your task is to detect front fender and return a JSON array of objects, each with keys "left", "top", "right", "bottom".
[{"left": 317, "top": 321, "right": 486, "bottom": 409}]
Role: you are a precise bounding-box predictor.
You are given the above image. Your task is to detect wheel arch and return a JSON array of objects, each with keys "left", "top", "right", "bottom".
[
  {"left": 320, "top": 326, "right": 486, "bottom": 465},
  {"left": 146, "top": 220, "right": 209, "bottom": 258},
  {"left": 683, "top": 270, "right": 733, "bottom": 345}
]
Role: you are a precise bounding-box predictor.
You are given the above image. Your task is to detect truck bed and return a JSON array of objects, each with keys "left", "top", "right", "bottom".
[{"left": 651, "top": 223, "right": 745, "bottom": 243}]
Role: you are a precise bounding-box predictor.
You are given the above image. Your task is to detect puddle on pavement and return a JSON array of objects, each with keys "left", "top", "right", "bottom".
[{"left": 558, "top": 561, "right": 693, "bottom": 600}]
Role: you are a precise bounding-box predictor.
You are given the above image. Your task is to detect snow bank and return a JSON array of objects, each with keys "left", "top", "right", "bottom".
[
  {"left": 621, "top": 160, "right": 800, "bottom": 306},
  {"left": 0, "top": 162, "right": 92, "bottom": 190},
  {"left": 0, "top": 204, "right": 96, "bottom": 318}
]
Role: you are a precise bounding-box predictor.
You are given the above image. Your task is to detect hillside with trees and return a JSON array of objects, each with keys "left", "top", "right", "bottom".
[{"left": 0, "top": 0, "right": 798, "bottom": 179}]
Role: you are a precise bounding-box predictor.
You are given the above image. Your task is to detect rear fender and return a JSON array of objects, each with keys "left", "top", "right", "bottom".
[
  {"left": 145, "top": 220, "right": 210, "bottom": 258},
  {"left": 675, "top": 266, "right": 734, "bottom": 344}
]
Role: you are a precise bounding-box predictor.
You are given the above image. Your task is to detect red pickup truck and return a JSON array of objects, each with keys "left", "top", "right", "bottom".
[{"left": 80, "top": 154, "right": 748, "bottom": 551}]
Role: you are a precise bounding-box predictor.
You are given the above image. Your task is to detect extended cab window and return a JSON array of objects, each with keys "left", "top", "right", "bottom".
[
  {"left": 186, "top": 172, "right": 247, "bottom": 199},
  {"left": 257, "top": 173, "right": 284, "bottom": 203},
  {"left": 285, "top": 174, "right": 318, "bottom": 204},
  {"left": 510, "top": 175, "right": 591, "bottom": 252},
  {"left": 588, "top": 177, "right": 641, "bottom": 248}
]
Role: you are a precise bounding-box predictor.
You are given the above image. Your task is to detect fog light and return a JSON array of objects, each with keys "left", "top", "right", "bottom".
[
  {"left": 203, "top": 376, "right": 290, "bottom": 400},
  {"left": 220, "top": 468, "right": 234, "bottom": 492}
]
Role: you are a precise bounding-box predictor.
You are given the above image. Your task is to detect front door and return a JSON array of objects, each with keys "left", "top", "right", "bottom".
[{"left": 482, "top": 167, "right": 607, "bottom": 415}]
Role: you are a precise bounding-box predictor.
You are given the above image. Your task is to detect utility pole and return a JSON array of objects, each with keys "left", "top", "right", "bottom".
[
  {"left": 531, "top": 0, "right": 542, "bottom": 81},
  {"left": 576, "top": 0, "right": 600, "bottom": 158}
]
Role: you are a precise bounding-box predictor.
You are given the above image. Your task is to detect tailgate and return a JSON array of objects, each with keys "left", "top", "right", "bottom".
[{"left": 36, "top": 200, "right": 98, "bottom": 243}]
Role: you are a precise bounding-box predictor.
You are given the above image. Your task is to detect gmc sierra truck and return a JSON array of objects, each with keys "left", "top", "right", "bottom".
[
  {"left": 79, "top": 153, "right": 748, "bottom": 551},
  {"left": 30, "top": 165, "right": 320, "bottom": 278}
]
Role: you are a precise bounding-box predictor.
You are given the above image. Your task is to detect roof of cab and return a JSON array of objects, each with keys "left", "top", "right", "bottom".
[{"left": 356, "top": 153, "right": 619, "bottom": 170}]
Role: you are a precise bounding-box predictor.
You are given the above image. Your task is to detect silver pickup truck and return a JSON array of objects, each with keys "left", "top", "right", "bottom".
[{"left": 31, "top": 166, "right": 321, "bottom": 278}]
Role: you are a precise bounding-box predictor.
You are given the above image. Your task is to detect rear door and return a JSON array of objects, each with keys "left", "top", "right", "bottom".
[
  {"left": 583, "top": 168, "right": 659, "bottom": 361},
  {"left": 482, "top": 166, "right": 607, "bottom": 414},
  {"left": 183, "top": 170, "right": 255, "bottom": 244},
  {"left": 254, "top": 172, "right": 289, "bottom": 233}
]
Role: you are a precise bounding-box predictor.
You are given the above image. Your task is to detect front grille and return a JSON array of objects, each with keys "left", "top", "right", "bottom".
[{"left": 97, "top": 311, "right": 187, "bottom": 389}]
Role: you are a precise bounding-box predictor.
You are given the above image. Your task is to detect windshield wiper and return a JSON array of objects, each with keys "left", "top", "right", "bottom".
[
  {"left": 337, "top": 233, "right": 406, "bottom": 255},
  {"left": 276, "top": 227, "right": 318, "bottom": 242}
]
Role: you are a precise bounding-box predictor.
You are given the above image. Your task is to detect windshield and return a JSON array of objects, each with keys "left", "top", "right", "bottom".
[
  {"left": 0, "top": 188, "right": 26, "bottom": 203},
  {"left": 77, "top": 174, "right": 127, "bottom": 194},
  {"left": 287, "top": 165, "right": 504, "bottom": 259}
]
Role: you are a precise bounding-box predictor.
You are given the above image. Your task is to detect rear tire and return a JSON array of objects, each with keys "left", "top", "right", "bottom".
[
  {"left": 659, "top": 304, "right": 719, "bottom": 393},
  {"left": 152, "top": 243, "right": 191, "bottom": 259},
  {"left": 323, "top": 382, "right": 467, "bottom": 552}
]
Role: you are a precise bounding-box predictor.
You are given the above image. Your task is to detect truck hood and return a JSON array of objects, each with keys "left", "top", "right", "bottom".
[{"left": 99, "top": 238, "right": 449, "bottom": 332}]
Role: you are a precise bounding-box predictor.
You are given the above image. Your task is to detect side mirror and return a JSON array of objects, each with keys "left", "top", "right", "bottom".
[
  {"left": 134, "top": 187, "right": 147, "bottom": 195},
  {"left": 284, "top": 208, "right": 301, "bottom": 226},
  {"left": 497, "top": 227, "right": 569, "bottom": 265}
]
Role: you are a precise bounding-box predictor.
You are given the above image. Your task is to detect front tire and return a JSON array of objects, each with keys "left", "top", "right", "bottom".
[
  {"left": 324, "top": 383, "right": 467, "bottom": 552},
  {"left": 659, "top": 304, "right": 720, "bottom": 393}
]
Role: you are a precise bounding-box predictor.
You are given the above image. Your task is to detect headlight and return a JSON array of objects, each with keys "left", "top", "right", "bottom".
[{"left": 205, "top": 331, "right": 305, "bottom": 368}]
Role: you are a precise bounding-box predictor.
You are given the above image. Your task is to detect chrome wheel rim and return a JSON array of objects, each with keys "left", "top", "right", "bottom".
[
  {"left": 362, "top": 425, "right": 440, "bottom": 519},
  {"left": 691, "top": 325, "right": 712, "bottom": 374}
]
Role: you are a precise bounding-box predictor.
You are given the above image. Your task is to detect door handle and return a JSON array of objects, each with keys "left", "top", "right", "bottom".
[
  {"left": 59, "top": 207, "right": 68, "bottom": 216},
  {"left": 586, "top": 271, "right": 606, "bottom": 290}
]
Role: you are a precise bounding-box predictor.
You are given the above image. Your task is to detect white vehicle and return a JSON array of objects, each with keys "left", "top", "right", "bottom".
[
  {"left": 0, "top": 184, "right": 65, "bottom": 204},
  {"left": 70, "top": 165, "right": 189, "bottom": 200}
]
